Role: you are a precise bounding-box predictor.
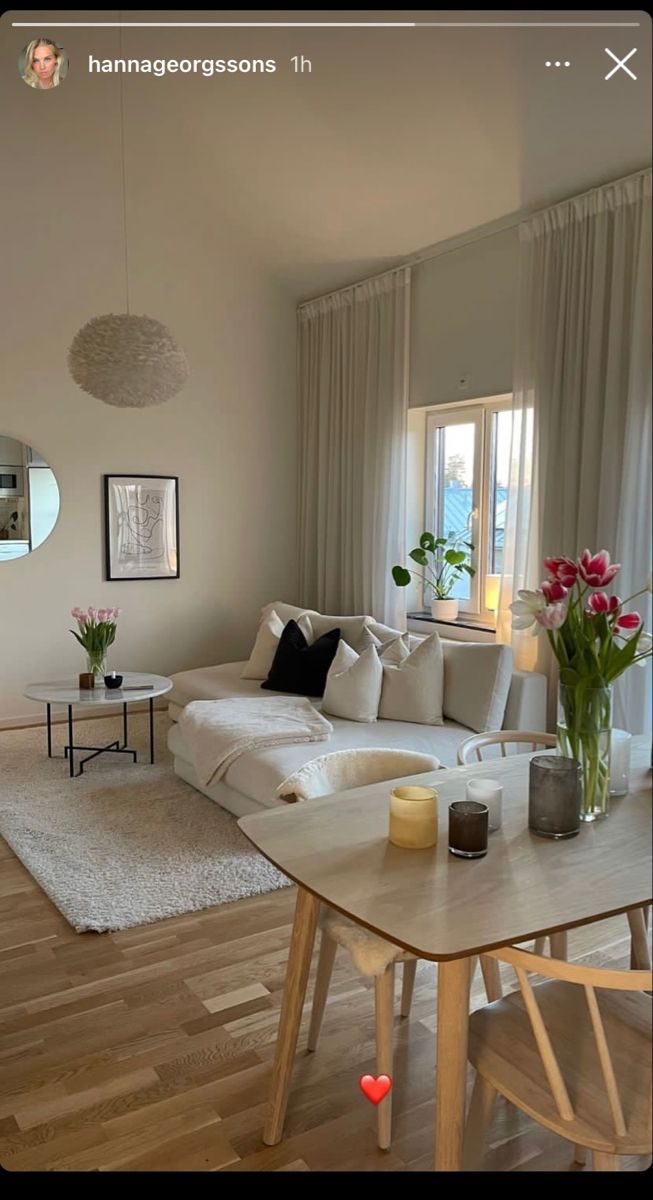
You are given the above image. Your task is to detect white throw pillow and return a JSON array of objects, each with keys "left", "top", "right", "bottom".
[
  {"left": 378, "top": 632, "right": 444, "bottom": 724},
  {"left": 309, "top": 613, "right": 378, "bottom": 652},
  {"left": 241, "top": 610, "right": 313, "bottom": 680},
  {"left": 322, "top": 642, "right": 383, "bottom": 723},
  {"left": 260, "top": 602, "right": 376, "bottom": 653},
  {"left": 367, "top": 619, "right": 404, "bottom": 645},
  {"left": 379, "top": 635, "right": 410, "bottom": 665},
  {"left": 259, "top": 600, "right": 310, "bottom": 627},
  {"left": 442, "top": 642, "right": 513, "bottom": 733}
]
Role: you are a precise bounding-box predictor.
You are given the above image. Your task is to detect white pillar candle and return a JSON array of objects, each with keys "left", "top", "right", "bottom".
[
  {"left": 609, "top": 729, "right": 632, "bottom": 796},
  {"left": 466, "top": 778, "right": 503, "bottom": 832},
  {"left": 389, "top": 785, "right": 438, "bottom": 849}
]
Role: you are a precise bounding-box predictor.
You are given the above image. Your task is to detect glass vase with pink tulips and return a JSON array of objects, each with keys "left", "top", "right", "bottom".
[
  {"left": 510, "top": 550, "right": 652, "bottom": 821},
  {"left": 70, "top": 606, "right": 122, "bottom": 679}
]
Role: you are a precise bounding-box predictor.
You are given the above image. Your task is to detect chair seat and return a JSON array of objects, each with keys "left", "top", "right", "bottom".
[
  {"left": 321, "top": 907, "right": 415, "bottom": 977},
  {"left": 469, "top": 980, "right": 652, "bottom": 1154}
]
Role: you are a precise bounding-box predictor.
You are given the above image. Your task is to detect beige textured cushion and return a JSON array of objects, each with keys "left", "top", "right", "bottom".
[
  {"left": 259, "top": 602, "right": 378, "bottom": 653},
  {"left": 241, "top": 609, "right": 313, "bottom": 680},
  {"left": 322, "top": 641, "right": 383, "bottom": 722},
  {"left": 308, "top": 613, "right": 378, "bottom": 652},
  {"left": 367, "top": 619, "right": 404, "bottom": 645},
  {"left": 379, "top": 635, "right": 410, "bottom": 665},
  {"left": 259, "top": 600, "right": 309, "bottom": 626},
  {"left": 442, "top": 641, "right": 513, "bottom": 733},
  {"left": 378, "top": 632, "right": 444, "bottom": 725}
]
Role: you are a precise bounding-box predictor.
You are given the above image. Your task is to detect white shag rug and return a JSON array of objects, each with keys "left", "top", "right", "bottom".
[{"left": 0, "top": 712, "right": 290, "bottom": 933}]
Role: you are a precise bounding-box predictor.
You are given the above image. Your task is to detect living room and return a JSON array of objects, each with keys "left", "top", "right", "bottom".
[{"left": 0, "top": 6, "right": 651, "bottom": 1175}]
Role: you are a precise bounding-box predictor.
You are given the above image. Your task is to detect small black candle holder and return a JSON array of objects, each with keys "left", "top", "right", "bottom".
[
  {"left": 104, "top": 673, "right": 123, "bottom": 690},
  {"left": 448, "top": 800, "right": 489, "bottom": 858}
]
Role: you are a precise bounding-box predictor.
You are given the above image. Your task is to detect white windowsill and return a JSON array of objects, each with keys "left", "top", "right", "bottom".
[{"left": 407, "top": 611, "right": 497, "bottom": 643}]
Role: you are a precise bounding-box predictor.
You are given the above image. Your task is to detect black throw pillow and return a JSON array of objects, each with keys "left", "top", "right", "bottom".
[{"left": 261, "top": 620, "right": 340, "bottom": 698}]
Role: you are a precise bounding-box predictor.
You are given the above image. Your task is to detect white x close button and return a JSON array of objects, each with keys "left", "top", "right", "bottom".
[{"left": 604, "top": 48, "right": 638, "bottom": 81}]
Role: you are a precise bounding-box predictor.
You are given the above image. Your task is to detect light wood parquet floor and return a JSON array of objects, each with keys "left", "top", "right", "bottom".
[{"left": 0, "top": 801, "right": 650, "bottom": 1172}]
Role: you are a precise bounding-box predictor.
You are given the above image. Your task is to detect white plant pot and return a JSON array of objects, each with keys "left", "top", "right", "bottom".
[{"left": 430, "top": 598, "right": 459, "bottom": 621}]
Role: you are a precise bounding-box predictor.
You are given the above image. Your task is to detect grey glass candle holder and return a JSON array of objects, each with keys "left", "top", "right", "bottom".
[
  {"left": 528, "top": 754, "right": 581, "bottom": 839},
  {"left": 448, "top": 800, "right": 489, "bottom": 858}
]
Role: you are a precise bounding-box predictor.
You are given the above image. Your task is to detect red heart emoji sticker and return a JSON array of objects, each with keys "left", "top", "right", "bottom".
[{"left": 359, "top": 1073, "right": 392, "bottom": 1105}]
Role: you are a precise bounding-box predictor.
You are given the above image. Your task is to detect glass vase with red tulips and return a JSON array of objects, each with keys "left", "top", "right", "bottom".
[{"left": 510, "top": 551, "right": 652, "bottom": 820}]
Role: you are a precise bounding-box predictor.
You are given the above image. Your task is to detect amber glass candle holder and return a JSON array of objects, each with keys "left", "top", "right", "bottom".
[{"left": 389, "top": 786, "right": 438, "bottom": 849}]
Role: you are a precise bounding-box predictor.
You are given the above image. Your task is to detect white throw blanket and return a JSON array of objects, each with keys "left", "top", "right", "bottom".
[
  {"left": 177, "top": 696, "right": 333, "bottom": 787},
  {"left": 276, "top": 747, "right": 441, "bottom": 803}
]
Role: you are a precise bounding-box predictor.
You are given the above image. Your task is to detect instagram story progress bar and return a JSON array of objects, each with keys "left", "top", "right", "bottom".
[{"left": 11, "top": 19, "right": 643, "bottom": 27}]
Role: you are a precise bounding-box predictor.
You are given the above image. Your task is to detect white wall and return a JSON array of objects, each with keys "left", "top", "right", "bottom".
[
  {"left": 0, "top": 20, "right": 298, "bottom": 724},
  {"left": 409, "top": 227, "right": 519, "bottom": 408}
]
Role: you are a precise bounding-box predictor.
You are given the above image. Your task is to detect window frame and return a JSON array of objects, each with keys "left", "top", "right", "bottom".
[{"left": 423, "top": 394, "right": 512, "bottom": 623}]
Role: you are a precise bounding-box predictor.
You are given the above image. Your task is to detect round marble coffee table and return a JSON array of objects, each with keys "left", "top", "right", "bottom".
[{"left": 24, "top": 673, "right": 173, "bottom": 778}]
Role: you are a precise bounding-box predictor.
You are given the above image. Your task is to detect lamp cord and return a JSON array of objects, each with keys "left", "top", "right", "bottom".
[{"left": 118, "top": 19, "right": 130, "bottom": 315}]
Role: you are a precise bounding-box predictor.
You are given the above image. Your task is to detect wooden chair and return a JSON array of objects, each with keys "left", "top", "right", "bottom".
[
  {"left": 457, "top": 729, "right": 557, "bottom": 766},
  {"left": 462, "top": 944, "right": 652, "bottom": 1172},
  {"left": 308, "top": 908, "right": 501, "bottom": 1151},
  {"left": 456, "top": 730, "right": 651, "bottom": 971}
]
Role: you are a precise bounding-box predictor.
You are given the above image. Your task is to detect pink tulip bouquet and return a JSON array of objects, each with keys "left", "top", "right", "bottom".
[
  {"left": 70, "top": 606, "right": 122, "bottom": 677},
  {"left": 510, "top": 550, "right": 651, "bottom": 819}
]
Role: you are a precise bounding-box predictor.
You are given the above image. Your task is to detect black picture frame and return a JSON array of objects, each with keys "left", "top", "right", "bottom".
[{"left": 103, "top": 474, "right": 180, "bottom": 581}]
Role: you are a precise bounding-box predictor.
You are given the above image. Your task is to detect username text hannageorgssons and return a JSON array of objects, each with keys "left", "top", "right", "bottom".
[{"left": 88, "top": 56, "right": 278, "bottom": 77}]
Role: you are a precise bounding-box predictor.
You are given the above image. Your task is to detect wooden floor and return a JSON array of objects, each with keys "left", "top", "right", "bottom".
[{"left": 0, "top": 809, "right": 650, "bottom": 1171}]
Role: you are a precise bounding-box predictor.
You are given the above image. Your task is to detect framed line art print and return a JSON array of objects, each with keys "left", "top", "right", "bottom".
[{"left": 104, "top": 475, "right": 179, "bottom": 580}]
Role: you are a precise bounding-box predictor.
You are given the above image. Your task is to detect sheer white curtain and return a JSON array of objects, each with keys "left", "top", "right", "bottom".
[
  {"left": 497, "top": 169, "right": 652, "bottom": 731},
  {"left": 297, "top": 267, "right": 411, "bottom": 628}
]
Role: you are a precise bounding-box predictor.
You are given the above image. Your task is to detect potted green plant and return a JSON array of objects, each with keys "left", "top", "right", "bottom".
[{"left": 392, "top": 531, "right": 475, "bottom": 621}]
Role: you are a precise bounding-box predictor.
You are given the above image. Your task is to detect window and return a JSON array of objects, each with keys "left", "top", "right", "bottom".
[{"left": 424, "top": 395, "right": 512, "bottom": 620}]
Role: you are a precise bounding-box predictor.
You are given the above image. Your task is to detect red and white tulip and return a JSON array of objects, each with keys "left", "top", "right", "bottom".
[{"left": 578, "top": 549, "right": 620, "bottom": 588}]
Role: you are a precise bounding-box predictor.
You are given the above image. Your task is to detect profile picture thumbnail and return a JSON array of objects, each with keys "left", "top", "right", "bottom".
[{"left": 19, "top": 38, "right": 68, "bottom": 90}]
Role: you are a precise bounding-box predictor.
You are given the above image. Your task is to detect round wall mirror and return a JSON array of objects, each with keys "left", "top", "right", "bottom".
[{"left": 0, "top": 435, "right": 60, "bottom": 561}]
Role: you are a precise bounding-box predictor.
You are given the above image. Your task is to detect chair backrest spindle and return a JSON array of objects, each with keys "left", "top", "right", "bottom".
[
  {"left": 584, "top": 984, "right": 627, "bottom": 1137},
  {"left": 514, "top": 965, "right": 575, "bottom": 1121}
]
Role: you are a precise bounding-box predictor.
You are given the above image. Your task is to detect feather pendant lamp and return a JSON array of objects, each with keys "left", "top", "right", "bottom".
[{"left": 68, "top": 28, "right": 188, "bottom": 408}]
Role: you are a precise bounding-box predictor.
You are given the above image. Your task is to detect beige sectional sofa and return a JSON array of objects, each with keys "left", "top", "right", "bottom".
[{"left": 166, "top": 628, "right": 547, "bottom": 818}]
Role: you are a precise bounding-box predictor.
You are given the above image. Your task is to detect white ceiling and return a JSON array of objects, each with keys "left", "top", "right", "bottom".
[
  {"left": 140, "top": 7, "right": 651, "bottom": 297},
  {"left": 15, "top": 8, "right": 651, "bottom": 300}
]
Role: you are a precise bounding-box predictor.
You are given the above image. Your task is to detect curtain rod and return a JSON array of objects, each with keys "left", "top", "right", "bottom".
[{"left": 297, "top": 165, "right": 651, "bottom": 309}]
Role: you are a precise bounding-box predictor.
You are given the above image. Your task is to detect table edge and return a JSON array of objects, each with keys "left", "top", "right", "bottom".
[
  {"left": 238, "top": 822, "right": 652, "bottom": 962},
  {"left": 24, "top": 677, "right": 173, "bottom": 703}
]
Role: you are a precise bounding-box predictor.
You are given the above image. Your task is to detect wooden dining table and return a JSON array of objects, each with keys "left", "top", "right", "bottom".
[{"left": 238, "top": 739, "right": 652, "bottom": 1171}]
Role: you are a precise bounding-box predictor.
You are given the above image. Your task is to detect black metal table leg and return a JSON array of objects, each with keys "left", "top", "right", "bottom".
[
  {"left": 48, "top": 691, "right": 160, "bottom": 777},
  {"left": 68, "top": 705, "right": 74, "bottom": 778}
]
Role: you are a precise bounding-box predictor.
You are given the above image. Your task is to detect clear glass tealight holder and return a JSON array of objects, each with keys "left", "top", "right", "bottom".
[
  {"left": 609, "top": 729, "right": 632, "bottom": 796},
  {"left": 389, "top": 785, "right": 438, "bottom": 849}
]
